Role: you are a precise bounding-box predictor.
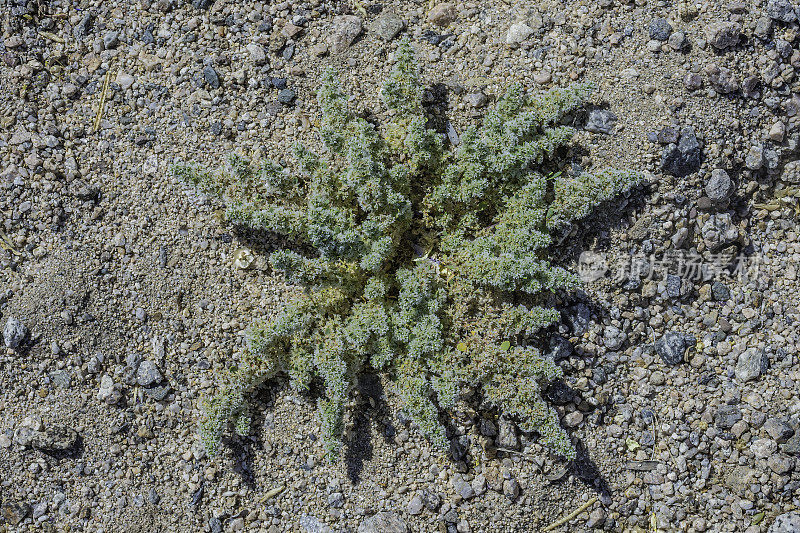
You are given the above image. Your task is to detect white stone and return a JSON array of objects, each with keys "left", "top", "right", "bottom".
[
  {"left": 246, "top": 43, "right": 267, "bottom": 65},
  {"left": 506, "top": 22, "right": 533, "bottom": 44},
  {"left": 769, "top": 121, "right": 786, "bottom": 142},
  {"left": 143, "top": 154, "right": 158, "bottom": 176},
  {"left": 751, "top": 438, "right": 777, "bottom": 459},
  {"left": 97, "top": 375, "right": 122, "bottom": 405},
  {"left": 116, "top": 72, "right": 135, "bottom": 90}
]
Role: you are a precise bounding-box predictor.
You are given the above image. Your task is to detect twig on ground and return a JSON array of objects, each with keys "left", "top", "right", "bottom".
[
  {"left": 542, "top": 496, "right": 598, "bottom": 532},
  {"left": 39, "top": 31, "right": 64, "bottom": 43},
  {"left": 94, "top": 68, "right": 112, "bottom": 133},
  {"left": 260, "top": 486, "right": 285, "bottom": 501}
]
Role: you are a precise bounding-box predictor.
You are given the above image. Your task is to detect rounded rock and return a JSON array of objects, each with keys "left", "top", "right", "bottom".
[
  {"left": 661, "top": 128, "right": 702, "bottom": 177},
  {"left": 357, "top": 511, "right": 408, "bottom": 533},
  {"left": 766, "top": 0, "right": 798, "bottom": 22},
  {"left": 705, "top": 22, "right": 740, "bottom": 50},
  {"left": 328, "top": 16, "right": 363, "bottom": 54},
  {"left": 3, "top": 317, "right": 27, "bottom": 349},
  {"left": 585, "top": 109, "right": 618, "bottom": 134},
  {"left": 705, "top": 169, "right": 733, "bottom": 203},
  {"left": 655, "top": 332, "right": 687, "bottom": 365},
  {"left": 506, "top": 22, "right": 534, "bottom": 44},
  {"left": 648, "top": 18, "right": 673, "bottom": 41},
  {"left": 428, "top": 3, "right": 457, "bottom": 27},
  {"left": 735, "top": 348, "right": 768, "bottom": 382},
  {"left": 136, "top": 360, "right": 163, "bottom": 387},
  {"left": 278, "top": 88, "right": 297, "bottom": 105}
]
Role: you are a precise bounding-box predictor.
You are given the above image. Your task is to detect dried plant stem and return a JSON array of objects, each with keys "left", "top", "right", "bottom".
[{"left": 542, "top": 497, "right": 598, "bottom": 532}]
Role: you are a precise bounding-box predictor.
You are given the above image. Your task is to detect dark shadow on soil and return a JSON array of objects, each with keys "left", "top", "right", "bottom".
[
  {"left": 36, "top": 435, "right": 84, "bottom": 461},
  {"left": 228, "top": 224, "right": 307, "bottom": 260},
  {"left": 570, "top": 439, "right": 613, "bottom": 505},
  {"left": 344, "top": 373, "right": 395, "bottom": 484},
  {"left": 553, "top": 181, "right": 652, "bottom": 266},
  {"left": 222, "top": 381, "right": 282, "bottom": 490}
]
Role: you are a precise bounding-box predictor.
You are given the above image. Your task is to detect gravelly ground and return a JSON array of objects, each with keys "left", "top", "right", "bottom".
[{"left": 2, "top": 0, "right": 800, "bottom": 532}]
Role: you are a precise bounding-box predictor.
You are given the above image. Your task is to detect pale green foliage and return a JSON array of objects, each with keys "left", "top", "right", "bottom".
[{"left": 180, "top": 39, "right": 643, "bottom": 462}]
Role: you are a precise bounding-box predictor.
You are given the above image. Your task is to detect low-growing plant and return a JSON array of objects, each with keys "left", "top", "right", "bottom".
[{"left": 176, "top": 39, "right": 642, "bottom": 462}]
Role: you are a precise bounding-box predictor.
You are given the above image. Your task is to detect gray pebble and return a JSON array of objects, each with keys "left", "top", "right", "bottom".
[
  {"left": 442, "top": 508, "right": 459, "bottom": 524},
  {"left": 203, "top": 66, "right": 220, "bottom": 89},
  {"left": 328, "top": 15, "right": 363, "bottom": 54},
  {"left": 13, "top": 426, "right": 37, "bottom": 447},
  {"left": 767, "top": 0, "right": 798, "bottom": 22},
  {"left": 246, "top": 43, "right": 267, "bottom": 66},
  {"left": 735, "top": 348, "right": 768, "bottom": 382},
  {"left": 701, "top": 213, "right": 738, "bottom": 251},
  {"left": 49, "top": 370, "right": 72, "bottom": 389},
  {"left": 370, "top": 12, "right": 405, "bottom": 41},
  {"left": 684, "top": 73, "right": 703, "bottom": 91},
  {"left": 657, "top": 126, "right": 680, "bottom": 145},
  {"left": 300, "top": 515, "right": 332, "bottom": 533},
  {"left": 32, "top": 501, "right": 47, "bottom": 520},
  {"left": 764, "top": 148, "right": 780, "bottom": 170},
  {"left": 209, "top": 517, "right": 223, "bottom": 533},
  {"left": 715, "top": 404, "right": 742, "bottom": 429},
  {"left": 278, "top": 88, "right": 296, "bottom": 105},
  {"left": 479, "top": 418, "right": 497, "bottom": 437},
  {"left": 97, "top": 375, "right": 122, "bottom": 405},
  {"left": 143, "top": 383, "right": 171, "bottom": 401},
  {"left": 503, "top": 478, "right": 520, "bottom": 500},
  {"left": 357, "top": 511, "right": 408, "bottom": 533},
  {"left": 767, "top": 454, "right": 794, "bottom": 474},
  {"left": 73, "top": 13, "right": 94, "bottom": 39},
  {"left": 496, "top": 417, "right": 519, "bottom": 450},
  {"left": 668, "top": 31, "right": 688, "bottom": 51},
  {"left": 585, "top": 109, "right": 617, "bottom": 134},
  {"left": 30, "top": 425, "right": 80, "bottom": 452},
  {"left": 755, "top": 16, "right": 774, "bottom": 40},
  {"left": 705, "top": 22, "right": 740, "bottom": 50},
  {"left": 764, "top": 418, "right": 795, "bottom": 443},
  {"left": 705, "top": 169, "right": 733, "bottom": 203},
  {"left": 452, "top": 476, "right": 475, "bottom": 500},
  {"left": 327, "top": 492, "right": 344, "bottom": 508},
  {"left": 586, "top": 508, "right": 606, "bottom": 528},
  {"left": 103, "top": 31, "right": 119, "bottom": 49},
  {"left": 465, "top": 92, "right": 488, "bottom": 108},
  {"left": 407, "top": 494, "right": 424, "bottom": 515},
  {"left": 3, "top": 317, "right": 27, "bottom": 349},
  {"left": 136, "top": 360, "right": 163, "bottom": 387},
  {"left": 648, "top": 18, "right": 672, "bottom": 41},
  {"left": 707, "top": 65, "right": 739, "bottom": 94},
  {"left": 783, "top": 432, "right": 800, "bottom": 455},
  {"left": 506, "top": 22, "right": 534, "bottom": 44},
  {"left": 604, "top": 325, "right": 627, "bottom": 351},
  {"left": 429, "top": 3, "right": 457, "bottom": 27},
  {"left": 711, "top": 281, "right": 731, "bottom": 301},
  {"left": 665, "top": 274, "right": 682, "bottom": 299},
  {"left": 568, "top": 303, "right": 591, "bottom": 335},
  {"left": 661, "top": 127, "right": 702, "bottom": 177},
  {"left": 471, "top": 474, "right": 487, "bottom": 496},
  {"left": 420, "top": 489, "right": 441, "bottom": 511},
  {"left": 655, "top": 332, "right": 687, "bottom": 365}
]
